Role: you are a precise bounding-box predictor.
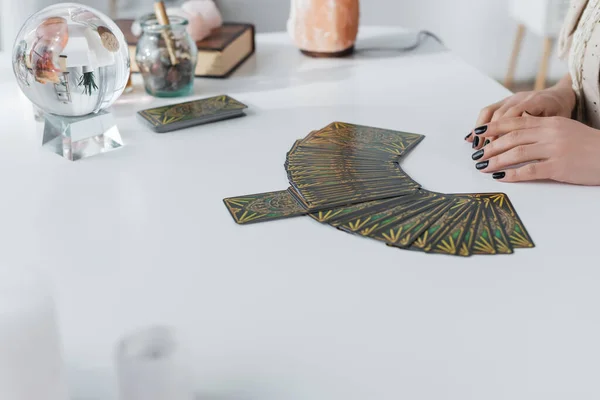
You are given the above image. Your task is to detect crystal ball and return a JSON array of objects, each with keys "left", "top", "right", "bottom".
[{"left": 12, "top": 3, "right": 130, "bottom": 117}]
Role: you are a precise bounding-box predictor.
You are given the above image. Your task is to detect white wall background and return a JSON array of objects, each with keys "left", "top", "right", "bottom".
[
  {"left": 215, "top": 0, "right": 569, "bottom": 82},
  {"left": 1, "top": 0, "right": 568, "bottom": 82}
]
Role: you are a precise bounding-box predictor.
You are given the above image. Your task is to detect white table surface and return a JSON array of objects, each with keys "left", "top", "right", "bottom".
[{"left": 1, "top": 27, "right": 600, "bottom": 400}]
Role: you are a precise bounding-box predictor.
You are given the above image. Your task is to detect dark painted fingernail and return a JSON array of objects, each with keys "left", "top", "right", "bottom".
[
  {"left": 474, "top": 125, "right": 488, "bottom": 135},
  {"left": 464, "top": 132, "right": 472, "bottom": 140},
  {"left": 476, "top": 161, "right": 489, "bottom": 170},
  {"left": 472, "top": 136, "right": 480, "bottom": 148},
  {"left": 493, "top": 172, "right": 506, "bottom": 179},
  {"left": 484, "top": 139, "right": 490, "bottom": 146},
  {"left": 472, "top": 149, "right": 484, "bottom": 160}
]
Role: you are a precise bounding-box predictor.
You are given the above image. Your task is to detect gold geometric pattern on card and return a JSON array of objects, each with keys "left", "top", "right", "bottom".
[{"left": 223, "top": 122, "right": 534, "bottom": 257}]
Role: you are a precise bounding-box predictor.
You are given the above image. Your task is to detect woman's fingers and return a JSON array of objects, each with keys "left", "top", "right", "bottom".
[
  {"left": 504, "top": 99, "right": 551, "bottom": 119},
  {"left": 471, "top": 128, "right": 539, "bottom": 160},
  {"left": 490, "top": 102, "right": 514, "bottom": 122},
  {"left": 470, "top": 115, "right": 542, "bottom": 140},
  {"left": 467, "top": 101, "right": 504, "bottom": 142},
  {"left": 473, "top": 144, "right": 549, "bottom": 172},
  {"left": 502, "top": 103, "right": 531, "bottom": 119},
  {"left": 490, "top": 94, "right": 531, "bottom": 122},
  {"left": 471, "top": 132, "right": 494, "bottom": 150},
  {"left": 491, "top": 161, "right": 554, "bottom": 182},
  {"left": 475, "top": 101, "right": 502, "bottom": 126},
  {"left": 468, "top": 116, "right": 563, "bottom": 182},
  {"left": 470, "top": 135, "right": 495, "bottom": 149}
]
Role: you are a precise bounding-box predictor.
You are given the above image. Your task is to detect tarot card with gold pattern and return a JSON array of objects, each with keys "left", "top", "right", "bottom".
[
  {"left": 223, "top": 190, "right": 306, "bottom": 224},
  {"left": 138, "top": 95, "right": 248, "bottom": 133}
]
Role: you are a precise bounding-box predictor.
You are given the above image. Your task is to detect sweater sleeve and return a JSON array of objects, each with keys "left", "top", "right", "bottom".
[{"left": 558, "top": 0, "right": 588, "bottom": 60}]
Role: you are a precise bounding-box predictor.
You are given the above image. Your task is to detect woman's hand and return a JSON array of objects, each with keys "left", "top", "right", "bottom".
[
  {"left": 469, "top": 115, "right": 600, "bottom": 185},
  {"left": 465, "top": 75, "right": 576, "bottom": 148}
]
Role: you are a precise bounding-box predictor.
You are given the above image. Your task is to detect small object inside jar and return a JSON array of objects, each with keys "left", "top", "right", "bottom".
[{"left": 140, "top": 56, "right": 194, "bottom": 94}]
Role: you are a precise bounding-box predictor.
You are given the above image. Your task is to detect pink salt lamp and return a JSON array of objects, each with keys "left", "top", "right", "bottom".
[
  {"left": 166, "top": 6, "right": 211, "bottom": 41},
  {"left": 181, "top": 0, "right": 223, "bottom": 31},
  {"left": 131, "top": 5, "right": 216, "bottom": 42},
  {"left": 287, "top": 0, "right": 359, "bottom": 57}
]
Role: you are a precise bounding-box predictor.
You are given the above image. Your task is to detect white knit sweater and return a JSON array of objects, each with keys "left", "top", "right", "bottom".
[{"left": 559, "top": 0, "right": 600, "bottom": 127}]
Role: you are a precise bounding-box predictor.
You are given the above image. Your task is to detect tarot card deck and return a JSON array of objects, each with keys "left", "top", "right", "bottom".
[
  {"left": 223, "top": 122, "right": 534, "bottom": 257},
  {"left": 138, "top": 95, "right": 248, "bottom": 133}
]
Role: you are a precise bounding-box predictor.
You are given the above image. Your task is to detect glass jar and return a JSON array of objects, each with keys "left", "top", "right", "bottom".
[{"left": 136, "top": 16, "right": 197, "bottom": 98}]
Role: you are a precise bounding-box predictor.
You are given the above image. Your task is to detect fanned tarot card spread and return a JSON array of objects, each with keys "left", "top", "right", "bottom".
[
  {"left": 464, "top": 193, "right": 534, "bottom": 248},
  {"left": 301, "top": 122, "right": 425, "bottom": 156},
  {"left": 138, "top": 95, "right": 248, "bottom": 133},
  {"left": 224, "top": 121, "right": 535, "bottom": 257}
]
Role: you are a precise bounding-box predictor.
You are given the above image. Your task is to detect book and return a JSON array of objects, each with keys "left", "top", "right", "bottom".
[{"left": 115, "top": 19, "right": 255, "bottom": 78}]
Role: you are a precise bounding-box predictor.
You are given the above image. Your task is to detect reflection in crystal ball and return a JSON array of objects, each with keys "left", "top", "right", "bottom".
[{"left": 12, "top": 3, "right": 130, "bottom": 117}]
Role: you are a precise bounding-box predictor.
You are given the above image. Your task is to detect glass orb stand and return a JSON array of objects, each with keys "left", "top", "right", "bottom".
[{"left": 42, "top": 111, "right": 124, "bottom": 161}]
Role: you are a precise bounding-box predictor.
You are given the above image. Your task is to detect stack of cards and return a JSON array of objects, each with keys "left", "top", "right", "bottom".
[
  {"left": 223, "top": 122, "right": 534, "bottom": 257},
  {"left": 285, "top": 122, "right": 424, "bottom": 209},
  {"left": 137, "top": 95, "right": 248, "bottom": 133},
  {"left": 308, "top": 191, "right": 533, "bottom": 256}
]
